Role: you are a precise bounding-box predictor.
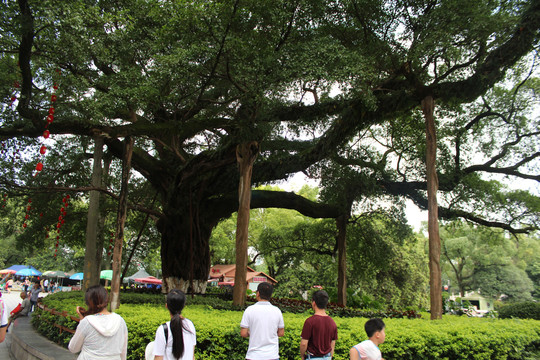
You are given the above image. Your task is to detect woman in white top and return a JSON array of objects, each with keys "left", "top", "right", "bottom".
[
  {"left": 68, "top": 285, "right": 128, "bottom": 360},
  {"left": 152, "top": 289, "right": 196, "bottom": 360}
]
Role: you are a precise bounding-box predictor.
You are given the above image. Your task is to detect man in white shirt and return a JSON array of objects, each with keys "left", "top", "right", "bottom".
[{"left": 240, "top": 282, "right": 285, "bottom": 359}]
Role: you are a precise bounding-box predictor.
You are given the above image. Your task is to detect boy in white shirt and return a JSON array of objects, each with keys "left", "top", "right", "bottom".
[{"left": 349, "top": 318, "right": 386, "bottom": 360}]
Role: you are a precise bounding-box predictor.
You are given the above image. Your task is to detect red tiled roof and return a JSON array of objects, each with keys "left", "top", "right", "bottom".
[{"left": 209, "top": 264, "right": 277, "bottom": 284}]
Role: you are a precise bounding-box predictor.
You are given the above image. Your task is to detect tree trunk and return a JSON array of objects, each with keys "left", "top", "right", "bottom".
[
  {"left": 83, "top": 136, "right": 104, "bottom": 291},
  {"left": 159, "top": 206, "right": 213, "bottom": 293},
  {"left": 337, "top": 215, "right": 348, "bottom": 306},
  {"left": 233, "top": 142, "right": 259, "bottom": 306},
  {"left": 423, "top": 95, "right": 442, "bottom": 320},
  {"left": 110, "top": 136, "right": 134, "bottom": 311}
]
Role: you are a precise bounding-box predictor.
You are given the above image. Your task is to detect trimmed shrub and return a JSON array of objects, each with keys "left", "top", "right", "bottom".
[
  {"left": 499, "top": 302, "right": 540, "bottom": 320},
  {"left": 36, "top": 292, "right": 540, "bottom": 360}
]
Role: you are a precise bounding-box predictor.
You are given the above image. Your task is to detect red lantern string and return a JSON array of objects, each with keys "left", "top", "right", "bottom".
[
  {"left": 35, "top": 75, "right": 59, "bottom": 176},
  {"left": 107, "top": 231, "right": 114, "bottom": 257},
  {"left": 22, "top": 198, "right": 32, "bottom": 229},
  {"left": 9, "top": 81, "right": 19, "bottom": 107},
  {"left": 53, "top": 195, "right": 69, "bottom": 258}
]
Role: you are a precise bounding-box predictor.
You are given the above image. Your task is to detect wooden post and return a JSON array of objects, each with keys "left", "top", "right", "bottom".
[
  {"left": 82, "top": 136, "right": 104, "bottom": 291},
  {"left": 423, "top": 95, "right": 442, "bottom": 320},
  {"left": 110, "top": 136, "right": 134, "bottom": 311},
  {"left": 232, "top": 141, "right": 259, "bottom": 306}
]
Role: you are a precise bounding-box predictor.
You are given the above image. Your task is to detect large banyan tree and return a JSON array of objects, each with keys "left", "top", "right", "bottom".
[{"left": 1, "top": 0, "right": 539, "bottom": 307}]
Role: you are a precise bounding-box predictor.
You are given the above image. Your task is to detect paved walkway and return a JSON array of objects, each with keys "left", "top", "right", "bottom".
[{"left": 0, "top": 290, "right": 56, "bottom": 360}]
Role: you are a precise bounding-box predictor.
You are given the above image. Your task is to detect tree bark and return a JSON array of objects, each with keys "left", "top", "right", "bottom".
[
  {"left": 159, "top": 208, "right": 212, "bottom": 293},
  {"left": 110, "top": 136, "right": 134, "bottom": 311},
  {"left": 423, "top": 95, "right": 442, "bottom": 320},
  {"left": 82, "top": 137, "right": 104, "bottom": 291},
  {"left": 337, "top": 215, "right": 348, "bottom": 306},
  {"left": 233, "top": 142, "right": 259, "bottom": 306}
]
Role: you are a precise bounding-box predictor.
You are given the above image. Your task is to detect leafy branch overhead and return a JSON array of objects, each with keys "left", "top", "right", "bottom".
[{"left": 0, "top": 0, "right": 539, "bottom": 289}]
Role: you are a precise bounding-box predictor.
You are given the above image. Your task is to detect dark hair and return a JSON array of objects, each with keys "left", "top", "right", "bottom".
[
  {"left": 167, "top": 289, "right": 188, "bottom": 359},
  {"left": 80, "top": 285, "right": 108, "bottom": 317},
  {"left": 257, "top": 282, "right": 273, "bottom": 300},
  {"left": 365, "top": 318, "right": 385, "bottom": 338},
  {"left": 312, "top": 290, "right": 330, "bottom": 309}
]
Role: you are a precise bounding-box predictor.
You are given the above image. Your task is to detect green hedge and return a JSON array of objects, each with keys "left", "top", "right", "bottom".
[
  {"left": 498, "top": 302, "right": 540, "bottom": 320},
  {"left": 36, "top": 292, "right": 540, "bottom": 360}
]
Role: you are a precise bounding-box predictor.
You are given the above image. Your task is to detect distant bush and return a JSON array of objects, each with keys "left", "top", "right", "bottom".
[
  {"left": 498, "top": 302, "right": 540, "bottom": 320},
  {"left": 43, "top": 290, "right": 421, "bottom": 320}
]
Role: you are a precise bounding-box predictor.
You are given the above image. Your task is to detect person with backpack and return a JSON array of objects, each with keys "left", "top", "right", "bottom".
[{"left": 149, "top": 289, "right": 196, "bottom": 360}]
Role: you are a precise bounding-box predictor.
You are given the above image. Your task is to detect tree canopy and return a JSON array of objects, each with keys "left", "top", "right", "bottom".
[{"left": 0, "top": 0, "right": 539, "bottom": 295}]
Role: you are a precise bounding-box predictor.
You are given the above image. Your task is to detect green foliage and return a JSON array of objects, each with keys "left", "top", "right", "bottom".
[
  {"left": 440, "top": 221, "right": 537, "bottom": 302},
  {"left": 36, "top": 292, "right": 540, "bottom": 360},
  {"left": 498, "top": 302, "right": 540, "bottom": 321}
]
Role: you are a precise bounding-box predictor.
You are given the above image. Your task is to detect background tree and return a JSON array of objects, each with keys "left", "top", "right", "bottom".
[{"left": 440, "top": 221, "right": 537, "bottom": 302}]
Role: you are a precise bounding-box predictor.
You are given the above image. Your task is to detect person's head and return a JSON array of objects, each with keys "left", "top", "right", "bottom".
[
  {"left": 167, "top": 289, "right": 187, "bottom": 359},
  {"left": 311, "top": 290, "right": 329, "bottom": 310},
  {"left": 81, "top": 285, "right": 109, "bottom": 317},
  {"left": 365, "top": 318, "right": 386, "bottom": 345},
  {"left": 257, "top": 282, "right": 273, "bottom": 301},
  {"left": 20, "top": 292, "right": 27, "bottom": 300}
]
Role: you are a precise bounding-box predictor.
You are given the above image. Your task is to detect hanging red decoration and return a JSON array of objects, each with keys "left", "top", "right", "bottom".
[
  {"left": 23, "top": 223, "right": 27, "bottom": 228},
  {"left": 36, "top": 162, "right": 43, "bottom": 171},
  {"left": 43, "top": 130, "right": 50, "bottom": 139},
  {"left": 40, "top": 146, "right": 47, "bottom": 155},
  {"left": 48, "top": 107, "right": 55, "bottom": 115},
  {"left": 46, "top": 115, "right": 54, "bottom": 124},
  {"left": 51, "top": 94, "right": 57, "bottom": 102}
]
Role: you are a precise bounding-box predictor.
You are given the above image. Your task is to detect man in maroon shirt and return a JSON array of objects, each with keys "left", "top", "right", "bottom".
[{"left": 300, "top": 290, "right": 338, "bottom": 359}]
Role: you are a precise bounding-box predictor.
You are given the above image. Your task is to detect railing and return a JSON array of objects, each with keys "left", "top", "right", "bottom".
[{"left": 36, "top": 301, "right": 79, "bottom": 335}]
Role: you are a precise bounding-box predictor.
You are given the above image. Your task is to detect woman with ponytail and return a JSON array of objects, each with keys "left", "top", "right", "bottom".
[
  {"left": 152, "top": 289, "right": 196, "bottom": 360},
  {"left": 68, "top": 285, "right": 128, "bottom": 360}
]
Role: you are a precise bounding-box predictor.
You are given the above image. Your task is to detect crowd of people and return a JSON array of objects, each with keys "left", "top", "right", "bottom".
[
  {"left": 1, "top": 281, "right": 386, "bottom": 360},
  {"left": 238, "top": 282, "right": 385, "bottom": 360},
  {"left": 1, "top": 275, "right": 61, "bottom": 294}
]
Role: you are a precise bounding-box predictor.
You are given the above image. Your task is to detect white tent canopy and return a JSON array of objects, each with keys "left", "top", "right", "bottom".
[{"left": 124, "top": 269, "right": 151, "bottom": 282}]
